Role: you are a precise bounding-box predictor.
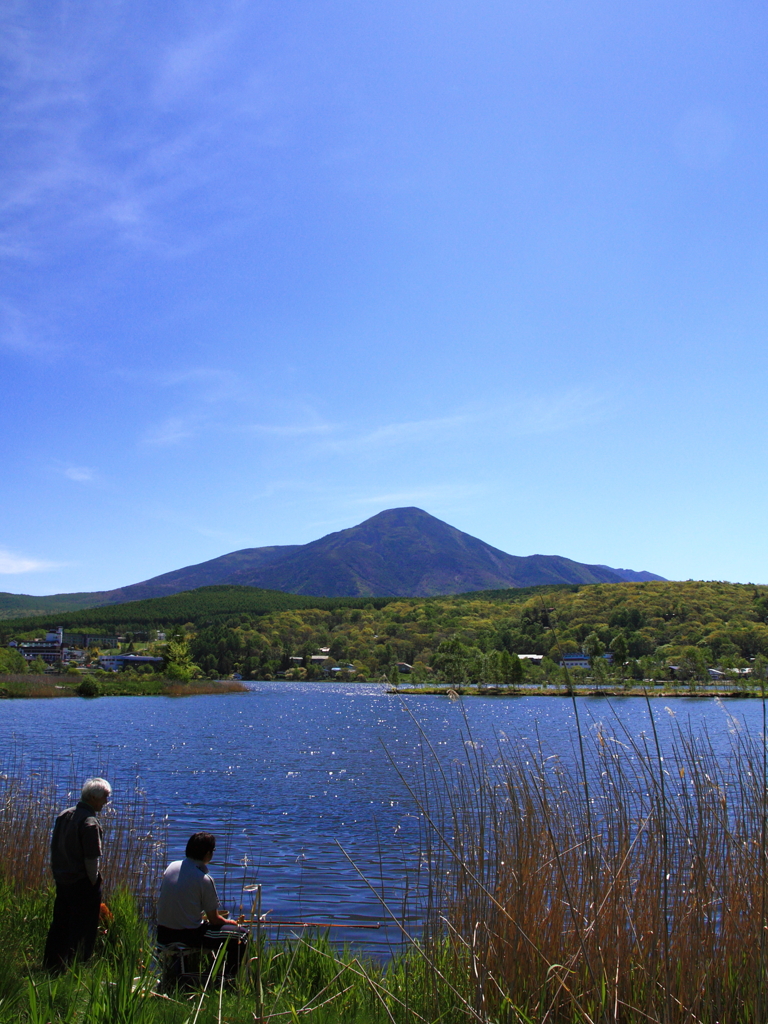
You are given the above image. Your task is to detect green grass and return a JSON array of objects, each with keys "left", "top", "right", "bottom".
[{"left": 0, "top": 884, "right": 477, "bottom": 1024}]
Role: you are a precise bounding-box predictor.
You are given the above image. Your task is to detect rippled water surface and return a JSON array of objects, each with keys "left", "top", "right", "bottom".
[{"left": 1, "top": 684, "right": 764, "bottom": 953}]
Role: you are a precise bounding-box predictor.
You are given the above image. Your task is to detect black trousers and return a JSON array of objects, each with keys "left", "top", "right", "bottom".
[
  {"left": 43, "top": 876, "right": 102, "bottom": 972},
  {"left": 156, "top": 923, "right": 248, "bottom": 975}
]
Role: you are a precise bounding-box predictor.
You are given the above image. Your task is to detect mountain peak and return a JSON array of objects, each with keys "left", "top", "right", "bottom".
[
  {"left": 81, "top": 508, "right": 664, "bottom": 605},
  {"left": 355, "top": 506, "right": 439, "bottom": 528},
  {"left": 217, "top": 508, "right": 660, "bottom": 597}
]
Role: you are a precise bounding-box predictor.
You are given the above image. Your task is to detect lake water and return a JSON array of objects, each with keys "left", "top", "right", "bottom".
[{"left": 1, "top": 683, "right": 764, "bottom": 955}]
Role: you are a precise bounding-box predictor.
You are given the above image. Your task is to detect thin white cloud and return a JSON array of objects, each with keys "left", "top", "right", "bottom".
[
  {"left": 0, "top": 302, "right": 32, "bottom": 351},
  {"left": 324, "top": 414, "right": 471, "bottom": 454},
  {"left": 510, "top": 389, "right": 612, "bottom": 436},
  {"left": 245, "top": 479, "right": 327, "bottom": 503},
  {"left": 154, "top": 24, "right": 236, "bottom": 106},
  {"left": 0, "top": 549, "right": 66, "bottom": 574},
  {"left": 115, "top": 366, "right": 247, "bottom": 403},
  {"left": 0, "top": 300, "right": 53, "bottom": 354},
  {"left": 143, "top": 417, "right": 196, "bottom": 446},
  {"left": 131, "top": 388, "right": 611, "bottom": 464},
  {"left": 241, "top": 422, "right": 335, "bottom": 438},
  {"left": 159, "top": 368, "right": 245, "bottom": 403},
  {"left": 351, "top": 485, "right": 484, "bottom": 508},
  {"left": 63, "top": 465, "right": 94, "bottom": 483},
  {"left": 140, "top": 404, "right": 332, "bottom": 450},
  {"left": 0, "top": 4, "right": 284, "bottom": 264},
  {"left": 147, "top": 507, "right": 248, "bottom": 545},
  {"left": 316, "top": 392, "right": 610, "bottom": 458}
]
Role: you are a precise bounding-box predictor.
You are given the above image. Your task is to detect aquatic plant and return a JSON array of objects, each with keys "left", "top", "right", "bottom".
[{"left": 408, "top": 696, "right": 768, "bottom": 1023}]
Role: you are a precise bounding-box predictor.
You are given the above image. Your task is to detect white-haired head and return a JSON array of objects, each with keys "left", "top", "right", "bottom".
[{"left": 81, "top": 777, "right": 112, "bottom": 804}]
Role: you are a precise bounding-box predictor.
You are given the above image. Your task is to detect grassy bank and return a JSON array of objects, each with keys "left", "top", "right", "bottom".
[
  {"left": 389, "top": 682, "right": 762, "bottom": 697},
  {"left": 0, "top": 673, "right": 249, "bottom": 698},
  {"left": 0, "top": 883, "right": 476, "bottom": 1024}
]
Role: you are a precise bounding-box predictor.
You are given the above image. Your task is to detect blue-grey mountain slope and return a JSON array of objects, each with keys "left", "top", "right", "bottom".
[
  {"left": 218, "top": 508, "right": 665, "bottom": 596},
  {"left": 99, "top": 545, "right": 300, "bottom": 605},
  {"left": 0, "top": 508, "right": 666, "bottom": 615}
]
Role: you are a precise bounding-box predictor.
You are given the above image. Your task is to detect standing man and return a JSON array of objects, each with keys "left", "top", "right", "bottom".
[{"left": 43, "top": 777, "right": 112, "bottom": 972}]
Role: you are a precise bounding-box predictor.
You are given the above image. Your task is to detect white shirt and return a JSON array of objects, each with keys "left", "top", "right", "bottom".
[{"left": 156, "top": 857, "right": 220, "bottom": 930}]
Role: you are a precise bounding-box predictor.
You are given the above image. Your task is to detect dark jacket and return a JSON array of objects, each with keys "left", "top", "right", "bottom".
[{"left": 50, "top": 800, "right": 103, "bottom": 885}]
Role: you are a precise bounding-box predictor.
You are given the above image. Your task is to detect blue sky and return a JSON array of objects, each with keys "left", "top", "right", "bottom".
[{"left": 2, "top": 0, "right": 768, "bottom": 594}]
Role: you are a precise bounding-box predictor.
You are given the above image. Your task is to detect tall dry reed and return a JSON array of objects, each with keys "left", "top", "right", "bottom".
[
  {"left": 407, "top": 700, "right": 768, "bottom": 1024},
  {"left": 0, "top": 674, "right": 72, "bottom": 697},
  {"left": 0, "top": 750, "right": 166, "bottom": 912}
]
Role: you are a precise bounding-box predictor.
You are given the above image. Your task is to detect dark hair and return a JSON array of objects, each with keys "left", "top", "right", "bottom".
[{"left": 185, "top": 832, "right": 216, "bottom": 860}]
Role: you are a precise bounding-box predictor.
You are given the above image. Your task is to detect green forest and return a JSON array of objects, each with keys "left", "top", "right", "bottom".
[
  {"left": 3, "top": 580, "right": 768, "bottom": 686},
  {"left": 0, "top": 591, "right": 108, "bottom": 619}
]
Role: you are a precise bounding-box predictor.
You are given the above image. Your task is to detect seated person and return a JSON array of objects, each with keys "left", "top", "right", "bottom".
[{"left": 156, "top": 832, "right": 248, "bottom": 974}]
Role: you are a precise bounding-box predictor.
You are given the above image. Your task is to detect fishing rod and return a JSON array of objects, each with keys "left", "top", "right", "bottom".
[
  {"left": 235, "top": 916, "right": 381, "bottom": 930},
  {"left": 236, "top": 884, "right": 381, "bottom": 930}
]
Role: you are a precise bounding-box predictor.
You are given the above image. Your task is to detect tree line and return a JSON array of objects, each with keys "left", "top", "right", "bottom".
[{"left": 3, "top": 580, "right": 768, "bottom": 685}]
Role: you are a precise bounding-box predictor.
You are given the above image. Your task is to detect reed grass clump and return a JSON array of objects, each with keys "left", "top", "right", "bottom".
[
  {"left": 0, "top": 673, "right": 249, "bottom": 698},
  {"left": 162, "top": 679, "right": 248, "bottom": 696},
  {"left": 0, "top": 754, "right": 167, "bottom": 913},
  {"left": 0, "top": 674, "right": 72, "bottom": 698},
  {"left": 412, "top": 699, "right": 768, "bottom": 1023}
]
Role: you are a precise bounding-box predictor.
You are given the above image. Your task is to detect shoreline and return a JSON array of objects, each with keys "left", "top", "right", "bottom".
[
  {"left": 387, "top": 684, "right": 762, "bottom": 698},
  {"left": 0, "top": 674, "right": 249, "bottom": 698},
  {"left": 1, "top": 673, "right": 760, "bottom": 699}
]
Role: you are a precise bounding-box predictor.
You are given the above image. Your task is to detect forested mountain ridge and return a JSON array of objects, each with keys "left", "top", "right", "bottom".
[
  {"left": 0, "top": 507, "right": 664, "bottom": 617},
  {"left": 176, "top": 580, "right": 768, "bottom": 680},
  {"left": 2, "top": 580, "right": 765, "bottom": 684},
  {"left": 0, "top": 591, "right": 107, "bottom": 618}
]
